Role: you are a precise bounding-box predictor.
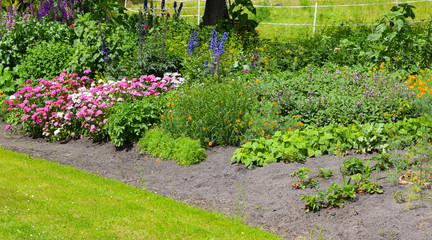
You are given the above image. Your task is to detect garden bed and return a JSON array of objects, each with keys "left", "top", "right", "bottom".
[{"left": 1, "top": 121, "right": 431, "bottom": 239}]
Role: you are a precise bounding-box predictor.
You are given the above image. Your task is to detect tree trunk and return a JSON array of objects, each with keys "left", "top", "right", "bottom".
[{"left": 202, "top": 0, "right": 229, "bottom": 26}]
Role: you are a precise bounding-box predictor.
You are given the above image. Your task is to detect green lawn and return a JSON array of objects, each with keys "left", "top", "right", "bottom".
[{"left": 0, "top": 147, "right": 281, "bottom": 239}]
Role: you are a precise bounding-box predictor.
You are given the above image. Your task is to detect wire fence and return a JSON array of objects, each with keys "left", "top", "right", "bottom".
[{"left": 124, "top": 0, "right": 432, "bottom": 35}]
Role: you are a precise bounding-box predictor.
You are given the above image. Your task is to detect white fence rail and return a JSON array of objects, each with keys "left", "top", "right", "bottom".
[{"left": 124, "top": 0, "right": 432, "bottom": 34}]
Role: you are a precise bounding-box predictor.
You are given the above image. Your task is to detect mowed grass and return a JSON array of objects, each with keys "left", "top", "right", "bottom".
[
  {"left": 0, "top": 147, "right": 281, "bottom": 239},
  {"left": 125, "top": 0, "right": 432, "bottom": 40}
]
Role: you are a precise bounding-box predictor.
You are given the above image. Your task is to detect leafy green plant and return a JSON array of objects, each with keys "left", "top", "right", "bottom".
[
  {"left": 301, "top": 182, "right": 342, "bottom": 212},
  {"left": 137, "top": 129, "right": 206, "bottom": 166},
  {"left": 290, "top": 167, "right": 319, "bottom": 189},
  {"left": 17, "top": 41, "right": 73, "bottom": 82},
  {"left": 341, "top": 157, "right": 366, "bottom": 175},
  {"left": 364, "top": 4, "right": 416, "bottom": 68},
  {"left": 372, "top": 153, "right": 392, "bottom": 170},
  {"left": 161, "top": 79, "right": 259, "bottom": 147},
  {"left": 218, "top": 0, "right": 258, "bottom": 35},
  {"left": 232, "top": 115, "right": 432, "bottom": 168},
  {"left": 317, "top": 168, "right": 334, "bottom": 179},
  {"left": 105, "top": 97, "right": 164, "bottom": 147},
  {"left": 0, "top": 65, "right": 19, "bottom": 95}
]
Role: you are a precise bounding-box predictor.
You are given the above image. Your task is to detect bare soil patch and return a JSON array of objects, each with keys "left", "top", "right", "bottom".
[{"left": 1, "top": 122, "right": 431, "bottom": 239}]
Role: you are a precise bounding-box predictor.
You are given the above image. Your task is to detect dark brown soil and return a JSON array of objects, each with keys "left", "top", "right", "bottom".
[{"left": 1, "top": 122, "right": 432, "bottom": 239}]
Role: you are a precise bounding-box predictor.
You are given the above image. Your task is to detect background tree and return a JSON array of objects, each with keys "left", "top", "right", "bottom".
[{"left": 202, "top": 0, "right": 229, "bottom": 26}]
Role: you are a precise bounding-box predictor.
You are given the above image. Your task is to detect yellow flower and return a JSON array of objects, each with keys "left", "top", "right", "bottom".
[
  {"left": 373, "top": 67, "right": 377, "bottom": 71},
  {"left": 209, "top": 141, "right": 213, "bottom": 146}
]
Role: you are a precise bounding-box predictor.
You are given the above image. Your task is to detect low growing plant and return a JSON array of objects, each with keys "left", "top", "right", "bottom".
[
  {"left": 317, "top": 168, "right": 334, "bottom": 179},
  {"left": 290, "top": 167, "right": 319, "bottom": 189},
  {"left": 137, "top": 129, "right": 206, "bottom": 166}
]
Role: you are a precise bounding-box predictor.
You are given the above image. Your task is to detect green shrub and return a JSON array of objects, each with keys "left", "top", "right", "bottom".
[
  {"left": 256, "top": 66, "right": 418, "bottom": 127},
  {"left": 0, "top": 18, "right": 74, "bottom": 71},
  {"left": 105, "top": 97, "right": 164, "bottom": 147},
  {"left": 17, "top": 41, "right": 73, "bottom": 82},
  {"left": 138, "top": 129, "right": 206, "bottom": 166}
]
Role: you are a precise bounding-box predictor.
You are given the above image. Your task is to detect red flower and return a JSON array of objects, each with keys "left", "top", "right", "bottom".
[
  {"left": 70, "top": 24, "right": 74, "bottom": 28},
  {"left": 166, "top": 13, "right": 170, "bottom": 17},
  {"left": 144, "top": 25, "right": 149, "bottom": 31}
]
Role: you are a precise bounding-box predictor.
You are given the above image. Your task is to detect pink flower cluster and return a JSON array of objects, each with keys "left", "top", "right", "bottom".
[{"left": 5, "top": 70, "right": 184, "bottom": 141}]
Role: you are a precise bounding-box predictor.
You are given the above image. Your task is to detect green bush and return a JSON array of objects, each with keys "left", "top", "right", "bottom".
[
  {"left": 137, "top": 129, "right": 206, "bottom": 166},
  {"left": 105, "top": 97, "right": 164, "bottom": 147},
  {"left": 0, "top": 18, "right": 74, "bottom": 71},
  {"left": 17, "top": 41, "right": 73, "bottom": 82},
  {"left": 160, "top": 78, "right": 259, "bottom": 147},
  {"left": 256, "top": 66, "right": 418, "bottom": 127}
]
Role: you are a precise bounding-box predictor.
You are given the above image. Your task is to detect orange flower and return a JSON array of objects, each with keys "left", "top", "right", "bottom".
[
  {"left": 296, "top": 124, "right": 299, "bottom": 127},
  {"left": 299, "top": 122, "right": 304, "bottom": 127},
  {"left": 200, "top": 108, "right": 203, "bottom": 111},
  {"left": 239, "top": 112, "right": 242, "bottom": 115},
  {"left": 373, "top": 67, "right": 377, "bottom": 71},
  {"left": 228, "top": 120, "right": 230, "bottom": 123},
  {"left": 265, "top": 122, "right": 268, "bottom": 125},
  {"left": 270, "top": 125, "right": 274, "bottom": 128},
  {"left": 276, "top": 111, "right": 279, "bottom": 115},
  {"left": 267, "top": 134, "right": 270, "bottom": 139},
  {"left": 171, "top": 104, "right": 174, "bottom": 107},
  {"left": 209, "top": 141, "right": 213, "bottom": 146},
  {"left": 245, "top": 142, "right": 249, "bottom": 144},
  {"left": 283, "top": 128, "right": 286, "bottom": 130},
  {"left": 186, "top": 121, "right": 189, "bottom": 125},
  {"left": 221, "top": 101, "right": 224, "bottom": 103},
  {"left": 156, "top": 158, "right": 161, "bottom": 162},
  {"left": 294, "top": 115, "right": 298, "bottom": 119},
  {"left": 236, "top": 119, "right": 241, "bottom": 123},
  {"left": 288, "top": 127, "right": 292, "bottom": 132},
  {"left": 167, "top": 103, "right": 170, "bottom": 107},
  {"left": 203, "top": 127, "right": 206, "bottom": 131},
  {"left": 239, "top": 92, "right": 242, "bottom": 95},
  {"left": 256, "top": 79, "right": 259, "bottom": 83},
  {"left": 161, "top": 114, "right": 164, "bottom": 118},
  {"left": 244, "top": 82, "right": 247, "bottom": 86},
  {"left": 273, "top": 102, "right": 276, "bottom": 105},
  {"left": 380, "top": 65, "right": 383, "bottom": 69},
  {"left": 249, "top": 121, "right": 252, "bottom": 125},
  {"left": 188, "top": 116, "right": 192, "bottom": 120},
  {"left": 261, "top": 98, "right": 263, "bottom": 101},
  {"left": 170, "top": 115, "right": 173, "bottom": 119},
  {"left": 272, "top": 121, "right": 275, "bottom": 124},
  {"left": 368, "top": 71, "right": 372, "bottom": 74},
  {"left": 262, "top": 111, "right": 265, "bottom": 114}
]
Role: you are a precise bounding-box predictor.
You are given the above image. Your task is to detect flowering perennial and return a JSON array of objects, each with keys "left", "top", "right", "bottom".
[{"left": 5, "top": 70, "right": 185, "bottom": 141}]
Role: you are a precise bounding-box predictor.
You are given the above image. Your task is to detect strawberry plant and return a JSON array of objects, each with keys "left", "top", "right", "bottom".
[
  {"left": 317, "top": 168, "right": 334, "bottom": 179},
  {"left": 341, "top": 157, "right": 366, "bottom": 175},
  {"left": 290, "top": 167, "right": 319, "bottom": 189}
]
